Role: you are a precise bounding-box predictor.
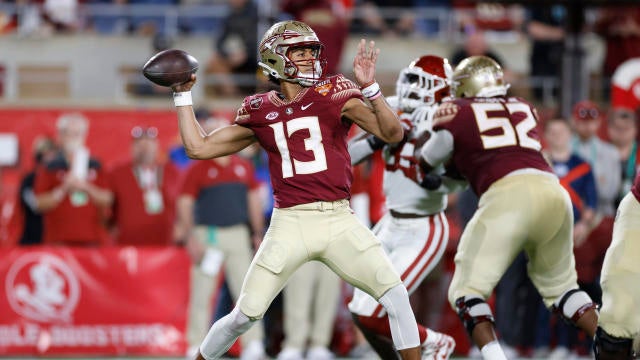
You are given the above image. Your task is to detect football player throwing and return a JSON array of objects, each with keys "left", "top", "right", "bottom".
[{"left": 172, "top": 20, "right": 423, "bottom": 360}]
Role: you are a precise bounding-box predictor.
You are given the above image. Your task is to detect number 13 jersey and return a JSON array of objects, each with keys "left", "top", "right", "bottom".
[
  {"left": 235, "top": 74, "right": 364, "bottom": 208},
  {"left": 433, "top": 96, "right": 553, "bottom": 196}
]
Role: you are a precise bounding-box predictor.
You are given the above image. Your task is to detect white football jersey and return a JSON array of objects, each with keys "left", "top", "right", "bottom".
[{"left": 382, "top": 104, "right": 448, "bottom": 215}]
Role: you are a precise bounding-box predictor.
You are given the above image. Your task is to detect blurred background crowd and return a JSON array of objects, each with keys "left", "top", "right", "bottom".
[{"left": 0, "top": 0, "right": 640, "bottom": 359}]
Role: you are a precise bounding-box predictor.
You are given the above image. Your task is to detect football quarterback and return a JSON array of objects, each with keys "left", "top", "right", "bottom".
[{"left": 172, "top": 20, "right": 424, "bottom": 360}]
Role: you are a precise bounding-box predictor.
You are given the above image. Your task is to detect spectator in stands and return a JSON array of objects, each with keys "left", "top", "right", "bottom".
[
  {"left": 18, "top": 136, "right": 58, "bottom": 245},
  {"left": 85, "top": 0, "right": 129, "bottom": 35},
  {"left": 350, "top": 0, "right": 416, "bottom": 37},
  {"left": 206, "top": 0, "right": 258, "bottom": 97},
  {"left": 525, "top": 6, "right": 566, "bottom": 104},
  {"left": 594, "top": 6, "right": 640, "bottom": 84},
  {"left": 449, "top": 29, "right": 516, "bottom": 92},
  {"left": 127, "top": 0, "right": 179, "bottom": 35},
  {"left": 536, "top": 117, "right": 598, "bottom": 358},
  {"left": 607, "top": 107, "right": 640, "bottom": 208},
  {"left": 175, "top": 117, "right": 266, "bottom": 359},
  {"left": 281, "top": 0, "right": 350, "bottom": 76},
  {"left": 277, "top": 261, "right": 341, "bottom": 360},
  {"left": 42, "top": 0, "right": 81, "bottom": 33},
  {"left": 449, "top": 29, "right": 503, "bottom": 67},
  {"left": 571, "top": 100, "right": 620, "bottom": 220},
  {"left": 453, "top": 1, "right": 524, "bottom": 36},
  {"left": 34, "top": 112, "right": 112, "bottom": 246},
  {"left": 106, "top": 126, "right": 181, "bottom": 246}
]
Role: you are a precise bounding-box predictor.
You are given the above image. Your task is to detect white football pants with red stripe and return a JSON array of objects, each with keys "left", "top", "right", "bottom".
[{"left": 348, "top": 211, "right": 449, "bottom": 317}]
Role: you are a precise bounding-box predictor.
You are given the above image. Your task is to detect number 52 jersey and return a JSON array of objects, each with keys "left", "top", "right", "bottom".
[
  {"left": 432, "top": 96, "right": 553, "bottom": 196},
  {"left": 235, "top": 74, "right": 364, "bottom": 208}
]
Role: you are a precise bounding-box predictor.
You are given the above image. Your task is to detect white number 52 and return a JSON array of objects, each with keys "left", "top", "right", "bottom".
[{"left": 472, "top": 102, "right": 541, "bottom": 151}]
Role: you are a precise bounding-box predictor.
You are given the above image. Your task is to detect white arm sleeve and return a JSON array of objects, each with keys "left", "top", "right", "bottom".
[
  {"left": 348, "top": 138, "right": 375, "bottom": 165},
  {"left": 420, "top": 129, "right": 454, "bottom": 168}
]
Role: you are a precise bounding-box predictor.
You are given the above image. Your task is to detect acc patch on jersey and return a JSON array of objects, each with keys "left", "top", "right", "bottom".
[
  {"left": 433, "top": 102, "right": 459, "bottom": 126},
  {"left": 314, "top": 80, "right": 333, "bottom": 96},
  {"left": 250, "top": 97, "right": 263, "bottom": 109}
]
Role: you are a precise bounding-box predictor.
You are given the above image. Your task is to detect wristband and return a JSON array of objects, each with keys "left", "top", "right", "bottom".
[
  {"left": 361, "top": 82, "right": 381, "bottom": 100},
  {"left": 173, "top": 91, "right": 193, "bottom": 107}
]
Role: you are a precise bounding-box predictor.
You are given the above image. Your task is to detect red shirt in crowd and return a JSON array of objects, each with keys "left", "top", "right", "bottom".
[
  {"left": 33, "top": 156, "right": 108, "bottom": 245},
  {"left": 107, "top": 161, "right": 181, "bottom": 246},
  {"left": 180, "top": 156, "right": 260, "bottom": 227}
]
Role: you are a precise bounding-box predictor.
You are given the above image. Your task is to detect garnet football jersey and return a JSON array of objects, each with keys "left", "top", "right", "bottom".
[
  {"left": 235, "top": 74, "right": 363, "bottom": 208},
  {"left": 433, "top": 96, "right": 552, "bottom": 196}
]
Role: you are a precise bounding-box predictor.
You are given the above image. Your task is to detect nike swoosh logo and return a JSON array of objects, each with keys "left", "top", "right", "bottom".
[{"left": 301, "top": 102, "right": 314, "bottom": 110}]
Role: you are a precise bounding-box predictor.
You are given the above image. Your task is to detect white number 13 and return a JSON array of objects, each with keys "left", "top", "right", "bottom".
[
  {"left": 472, "top": 102, "right": 541, "bottom": 151},
  {"left": 270, "top": 116, "right": 328, "bottom": 178}
]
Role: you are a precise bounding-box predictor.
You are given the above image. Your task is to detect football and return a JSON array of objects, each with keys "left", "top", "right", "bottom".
[{"left": 142, "top": 49, "right": 198, "bottom": 87}]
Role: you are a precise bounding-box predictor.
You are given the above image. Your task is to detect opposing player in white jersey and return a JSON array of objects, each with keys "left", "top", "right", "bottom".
[
  {"left": 348, "top": 55, "right": 462, "bottom": 360},
  {"left": 171, "top": 20, "right": 423, "bottom": 360}
]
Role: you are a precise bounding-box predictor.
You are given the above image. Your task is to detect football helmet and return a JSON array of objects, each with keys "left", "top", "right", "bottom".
[
  {"left": 258, "top": 20, "right": 326, "bottom": 87},
  {"left": 452, "top": 55, "right": 510, "bottom": 98},
  {"left": 396, "top": 55, "right": 452, "bottom": 112}
]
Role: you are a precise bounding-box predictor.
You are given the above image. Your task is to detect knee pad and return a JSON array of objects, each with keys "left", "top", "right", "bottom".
[
  {"left": 552, "top": 288, "right": 596, "bottom": 325},
  {"left": 593, "top": 326, "right": 635, "bottom": 360},
  {"left": 228, "top": 306, "right": 255, "bottom": 333},
  {"left": 455, "top": 295, "right": 495, "bottom": 336}
]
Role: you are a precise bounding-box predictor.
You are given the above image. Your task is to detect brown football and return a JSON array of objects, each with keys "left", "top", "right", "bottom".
[{"left": 142, "top": 49, "right": 198, "bottom": 87}]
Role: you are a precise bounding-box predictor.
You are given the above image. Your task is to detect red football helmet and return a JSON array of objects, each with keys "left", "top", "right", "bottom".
[{"left": 396, "top": 55, "right": 453, "bottom": 112}]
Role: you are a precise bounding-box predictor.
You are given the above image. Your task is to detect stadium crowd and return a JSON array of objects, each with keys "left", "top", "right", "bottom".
[{"left": 1, "top": 1, "right": 640, "bottom": 360}]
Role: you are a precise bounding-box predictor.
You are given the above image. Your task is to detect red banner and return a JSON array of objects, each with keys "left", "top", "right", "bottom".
[{"left": 0, "top": 246, "right": 190, "bottom": 356}]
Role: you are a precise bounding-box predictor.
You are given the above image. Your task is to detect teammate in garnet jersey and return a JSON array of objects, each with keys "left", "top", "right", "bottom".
[
  {"left": 417, "top": 56, "right": 599, "bottom": 360},
  {"left": 594, "top": 171, "right": 640, "bottom": 359},
  {"left": 171, "top": 20, "right": 422, "bottom": 360},
  {"left": 348, "top": 55, "right": 461, "bottom": 360}
]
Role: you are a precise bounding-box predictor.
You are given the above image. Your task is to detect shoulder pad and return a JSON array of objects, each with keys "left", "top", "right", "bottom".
[
  {"left": 236, "top": 94, "right": 266, "bottom": 125},
  {"left": 433, "top": 101, "right": 460, "bottom": 127},
  {"left": 326, "top": 74, "right": 362, "bottom": 101}
]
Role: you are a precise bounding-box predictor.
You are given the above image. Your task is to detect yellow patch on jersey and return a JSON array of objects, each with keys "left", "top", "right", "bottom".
[
  {"left": 315, "top": 83, "right": 333, "bottom": 96},
  {"left": 433, "top": 102, "right": 459, "bottom": 126}
]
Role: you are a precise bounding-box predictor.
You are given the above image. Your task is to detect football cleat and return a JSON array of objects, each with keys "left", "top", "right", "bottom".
[{"left": 421, "top": 329, "right": 456, "bottom": 360}]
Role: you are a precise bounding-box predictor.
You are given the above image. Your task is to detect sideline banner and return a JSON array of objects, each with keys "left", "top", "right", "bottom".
[{"left": 0, "top": 246, "right": 190, "bottom": 356}]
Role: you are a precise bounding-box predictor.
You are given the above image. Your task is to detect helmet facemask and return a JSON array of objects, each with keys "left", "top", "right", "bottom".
[
  {"left": 396, "top": 68, "right": 449, "bottom": 112},
  {"left": 281, "top": 43, "right": 326, "bottom": 87},
  {"left": 396, "top": 55, "right": 452, "bottom": 113}
]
